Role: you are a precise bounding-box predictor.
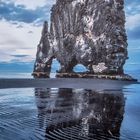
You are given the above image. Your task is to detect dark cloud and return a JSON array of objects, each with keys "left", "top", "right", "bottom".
[
  {"left": 11, "top": 55, "right": 29, "bottom": 58},
  {"left": 125, "top": 0, "right": 140, "bottom": 15},
  {"left": 16, "top": 25, "right": 23, "bottom": 28},
  {"left": 125, "top": 0, "right": 140, "bottom": 5},
  {"left": 0, "top": 1, "right": 51, "bottom": 24},
  {"left": 28, "top": 31, "right": 33, "bottom": 34}
]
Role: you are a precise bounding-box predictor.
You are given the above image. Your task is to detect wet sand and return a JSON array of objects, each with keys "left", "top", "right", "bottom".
[
  {"left": 0, "top": 78, "right": 138, "bottom": 90},
  {"left": 0, "top": 79, "right": 140, "bottom": 139}
]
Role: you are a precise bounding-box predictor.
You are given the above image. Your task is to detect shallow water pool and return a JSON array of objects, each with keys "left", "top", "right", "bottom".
[{"left": 0, "top": 83, "right": 140, "bottom": 140}]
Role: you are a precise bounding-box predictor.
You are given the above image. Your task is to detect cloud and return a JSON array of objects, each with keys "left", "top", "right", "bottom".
[
  {"left": 127, "top": 27, "right": 140, "bottom": 40},
  {"left": 125, "top": 0, "right": 140, "bottom": 44},
  {"left": 11, "top": 55, "right": 29, "bottom": 57},
  {"left": 0, "top": 1, "right": 52, "bottom": 23},
  {"left": 126, "top": 14, "right": 140, "bottom": 30},
  {"left": 0, "top": 19, "right": 42, "bottom": 62},
  {"left": 125, "top": 0, "right": 140, "bottom": 30},
  {"left": 1, "top": 0, "right": 56, "bottom": 10}
]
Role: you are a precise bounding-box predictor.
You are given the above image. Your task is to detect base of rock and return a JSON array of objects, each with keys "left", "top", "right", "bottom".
[
  {"left": 56, "top": 72, "right": 137, "bottom": 81},
  {"left": 32, "top": 72, "right": 137, "bottom": 82},
  {"left": 32, "top": 72, "right": 50, "bottom": 78}
]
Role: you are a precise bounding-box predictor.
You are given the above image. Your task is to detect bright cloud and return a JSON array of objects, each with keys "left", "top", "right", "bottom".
[
  {"left": 0, "top": 19, "right": 42, "bottom": 62},
  {"left": 125, "top": 1, "right": 140, "bottom": 30},
  {"left": 125, "top": 0, "right": 140, "bottom": 44},
  {"left": 126, "top": 14, "right": 140, "bottom": 30},
  {"left": 0, "top": 0, "right": 56, "bottom": 63},
  {"left": 13, "top": 0, "right": 48, "bottom": 9}
]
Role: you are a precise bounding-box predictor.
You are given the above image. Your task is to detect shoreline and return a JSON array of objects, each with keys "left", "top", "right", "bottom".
[{"left": 0, "top": 78, "right": 138, "bottom": 90}]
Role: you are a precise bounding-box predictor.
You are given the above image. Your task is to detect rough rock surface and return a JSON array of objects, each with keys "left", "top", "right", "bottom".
[{"left": 33, "top": 0, "right": 128, "bottom": 78}]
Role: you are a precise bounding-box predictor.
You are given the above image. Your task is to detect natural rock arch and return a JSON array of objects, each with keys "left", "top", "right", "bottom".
[{"left": 33, "top": 0, "right": 128, "bottom": 78}]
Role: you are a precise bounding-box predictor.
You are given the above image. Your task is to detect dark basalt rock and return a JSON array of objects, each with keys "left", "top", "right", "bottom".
[
  {"left": 33, "top": 0, "right": 136, "bottom": 81},
  {"left": 56, "top": 72, "right": 138, "bottom": 81}
]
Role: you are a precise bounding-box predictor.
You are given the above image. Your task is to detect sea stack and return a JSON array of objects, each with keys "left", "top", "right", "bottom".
[{"left": 32, "top": 0, "right": 136, "bottom": 81}]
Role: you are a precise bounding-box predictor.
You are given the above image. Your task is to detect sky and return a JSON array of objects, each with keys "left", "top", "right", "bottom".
[
  {"left": 0, "top": 0, "right": 56, "bottom": 64},
  {"left": 0, "top": 0, "right": 140, "bottom": 72}
]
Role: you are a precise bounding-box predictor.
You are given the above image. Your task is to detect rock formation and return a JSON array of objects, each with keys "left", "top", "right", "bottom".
[{"left": 33, "top": 0, "right": 128, "bottom": 78}]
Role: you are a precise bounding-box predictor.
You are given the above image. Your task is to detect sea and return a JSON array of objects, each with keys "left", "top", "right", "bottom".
[{"left": 0, "top": 63, "right": 140, "bottom": 140}]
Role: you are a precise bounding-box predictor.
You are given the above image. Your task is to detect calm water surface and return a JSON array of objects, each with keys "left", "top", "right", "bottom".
[{"left": 0, "top": 83, "right": 140, "bottom": 140}]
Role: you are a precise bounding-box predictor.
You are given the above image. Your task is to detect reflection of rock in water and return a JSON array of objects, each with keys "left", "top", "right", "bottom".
[
  {"left": 35, "top": 88, "right": 58, "bottom": 128},
  {"left": 35, "top": 88, "right": 125, "bottom": 139}
]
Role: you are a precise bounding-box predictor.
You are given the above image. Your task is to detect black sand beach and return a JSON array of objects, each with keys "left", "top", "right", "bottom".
[{"left": 0, "top": 78, "right": 138, "bottom": 90}]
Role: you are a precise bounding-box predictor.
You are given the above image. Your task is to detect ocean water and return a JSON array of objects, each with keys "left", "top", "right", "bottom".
[{"left": 0, "top": 64, "right": 140, "bottom": 140}]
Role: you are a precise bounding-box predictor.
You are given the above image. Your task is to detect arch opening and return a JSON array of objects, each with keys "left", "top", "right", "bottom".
[
  {"left": 50, "top": 59, "right": 61, "bottom": 78},
  {"left": 73, "top": 64, "right": 88, "bottom": 73}
]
